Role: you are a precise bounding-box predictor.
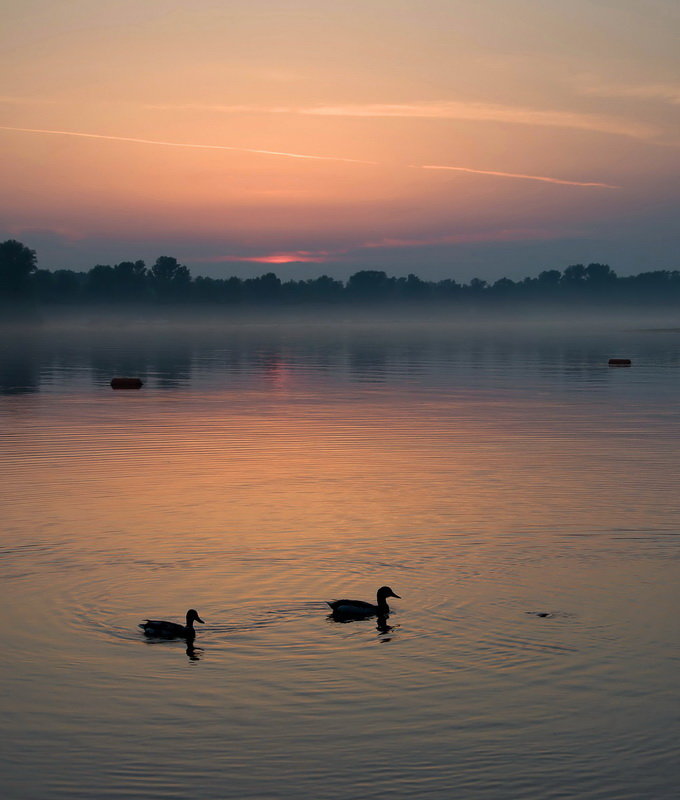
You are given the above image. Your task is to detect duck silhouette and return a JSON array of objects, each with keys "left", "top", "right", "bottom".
[
  {"left": 327, "top": 586, "right": 401, "bottom": 618},
  {"left": 139, "top": 609, "right": 205, "bottom": 639}
]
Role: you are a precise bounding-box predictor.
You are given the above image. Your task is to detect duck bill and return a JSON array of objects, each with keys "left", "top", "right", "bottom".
[
  {"left": 196, "top": 616, "right": 205, "bottom": 624},
  {"left": 391, "top": 593, "right": 401, "bottom": 599}
]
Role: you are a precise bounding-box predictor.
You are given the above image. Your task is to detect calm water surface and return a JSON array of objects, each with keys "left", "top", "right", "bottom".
[{"left": 1, "top": 323, "right": 679, "bottom": 799}]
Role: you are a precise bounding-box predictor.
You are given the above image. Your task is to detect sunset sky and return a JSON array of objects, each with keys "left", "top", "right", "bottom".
[{"left": 1, "top": 0, "right": 678, "bottom": 281}]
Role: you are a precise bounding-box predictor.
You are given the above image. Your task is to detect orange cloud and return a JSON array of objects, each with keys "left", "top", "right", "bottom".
[
  {"left": 298, "top": 101, "right": 657, "bottom": 140},
  {"left": 579, "top": 82, "right": 680, "bottom": 105},
  {"left": 144, "top": 99, "right": 656, "bottom": 140}
]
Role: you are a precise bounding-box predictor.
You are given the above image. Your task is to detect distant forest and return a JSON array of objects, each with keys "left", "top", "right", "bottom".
[{"left": 1, "top": 239, "right": 679, "bottom": 310}]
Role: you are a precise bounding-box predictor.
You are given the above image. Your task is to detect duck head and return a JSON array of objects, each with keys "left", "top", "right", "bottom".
[
  {"left": 377, "top": 586, "right": 401, "bottom": 602},
  {"left": 186, "top": 609, "right": 205, "bottom": 625}
]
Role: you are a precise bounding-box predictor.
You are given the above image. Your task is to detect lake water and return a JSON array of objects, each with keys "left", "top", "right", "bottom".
[{"left": 1, "top": 321, "right": 679, "bottom": 799}]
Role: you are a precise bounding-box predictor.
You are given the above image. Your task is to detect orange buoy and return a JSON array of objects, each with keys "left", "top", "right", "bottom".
[
  {"left": 110, "top": 377, "right": 143, "bottom": 389},
  {"left": 608, "top": 358, "right": 631, "bottom": 366}
]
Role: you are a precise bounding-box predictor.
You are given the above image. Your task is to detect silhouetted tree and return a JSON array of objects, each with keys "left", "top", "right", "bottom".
[
  {"left": 222, "top": 276, "right": 244, "bottom": 304},
  {"left": 468, "top": 278, "right": 488, "bottom": 294},
  {"left": 86, "top": 264, "right": 117, "bottom": 301},
  {"left": 584, "top": 263, "right": 617, "bottom": 284},
  {"left": 537, "top": 269, "right": 561, "bottom": 286},
  {"left": 151, "top": 256, "right": 190, "bottom": 282},
  {"left": 113, "top": 260, "right": 148, "bottom": 300},
  {"left": 150, "top": 256, "right": 191, "bottom": 301},
  {"left": 52, "top": 270, "right": 82, "bottom": 302},
  {"left": 243, "top": 272, "right": 281, "bottom": 303},
  {"left": 397, "top": 273, "right": 430, "bottom": 301},
  {"left": 2, "top": 239, "right": 675, "bottom": 312},
  {"left": 33, "top": 269, "right": 55, "bottom": 301},
  {"left": 492, "top": 277, "right": 516, "bottom": 293},
  {"left": 0, "top": 239, "right": 37, "bottom": 295},
  {"left": 436, "top": 278, "right": 462, "bottom": 300},
  {"left": 304, "top": 275, "right": 343, "bottom": 303},
  {"left": 562, "top": 264, "right": 587, "bottom": 285},
  {"left": 347, "top": 270, "right": 395, "bottom": 300}
]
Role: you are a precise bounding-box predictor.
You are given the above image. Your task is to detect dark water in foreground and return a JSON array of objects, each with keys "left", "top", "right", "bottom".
[{"left": 1, "top": 323, "right": 679, "bottom": 799}]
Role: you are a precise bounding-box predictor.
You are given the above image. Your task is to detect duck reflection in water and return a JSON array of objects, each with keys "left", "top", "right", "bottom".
[
  {"left": 185, "top": 641, "right": 203, "bottom": 662},
  {"left": 326, "top": 609, "right": 398, "bottom": 642},
  {"left": 375, "top": 614, "right": 397, "bottom": 642}
]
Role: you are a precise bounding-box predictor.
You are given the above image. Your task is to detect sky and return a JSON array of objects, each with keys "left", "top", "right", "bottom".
[{"left": 0, "top": 0, "right": 678, "bottom": 282}]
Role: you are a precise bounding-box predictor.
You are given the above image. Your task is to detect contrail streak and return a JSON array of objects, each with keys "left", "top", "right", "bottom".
[
  {"left": 416, "top": 164, "right": 618, "bottom": 188},
  {"left": 0, "top": 125, "right": 377, "bottom": 165},
  {"left": 0, "top": 125, "right": 616, "bottom": 187}
]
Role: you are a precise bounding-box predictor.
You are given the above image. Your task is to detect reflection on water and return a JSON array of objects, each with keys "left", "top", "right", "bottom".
[
  {"left": 327, "top": 612, "right": 397, "bottom": 644},
  {"left": 3, "top": 322, "right": 680, "bottom": 395},
  {"left": 1, "top": 323, "right": 679, "bottom": 799}
]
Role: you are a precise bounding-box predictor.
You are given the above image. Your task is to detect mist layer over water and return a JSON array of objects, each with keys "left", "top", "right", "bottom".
[{"left": 1, "top": 323, "right": 679, "bottom": 799}]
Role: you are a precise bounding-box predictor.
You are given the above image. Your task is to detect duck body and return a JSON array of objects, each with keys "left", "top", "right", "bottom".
[
  {"left": 139, "top": 609, "right": 204, "bottom": 639},
  {"left": 328, "top": 598, "right": 381, "bottom": 616},
  {"left": 327, "top": 586, "right": 400, "bottom": 618}
]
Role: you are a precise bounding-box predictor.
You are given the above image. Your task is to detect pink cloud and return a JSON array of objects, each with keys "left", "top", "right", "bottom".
[
  {"left": 194, "top": 228, "right": 570, "bottom": 266},
  {"left": 361, "top": 229, "right": 568, "bottom": 249},
  {"left": 194, "top": 250, "right": 334, "bottom": 264}
]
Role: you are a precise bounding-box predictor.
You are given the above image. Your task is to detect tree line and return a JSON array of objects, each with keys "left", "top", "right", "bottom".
[{"left": 1, "top": 239, "right": 679, "bottom": 309}]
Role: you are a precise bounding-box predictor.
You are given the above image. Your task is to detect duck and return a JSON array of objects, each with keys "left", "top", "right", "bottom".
[
  {"left": 139, "top": 609, "right": 205, "bottom": 639},
  {"left": 327, "top": 586, "right": 401, "bottom": 618}
]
